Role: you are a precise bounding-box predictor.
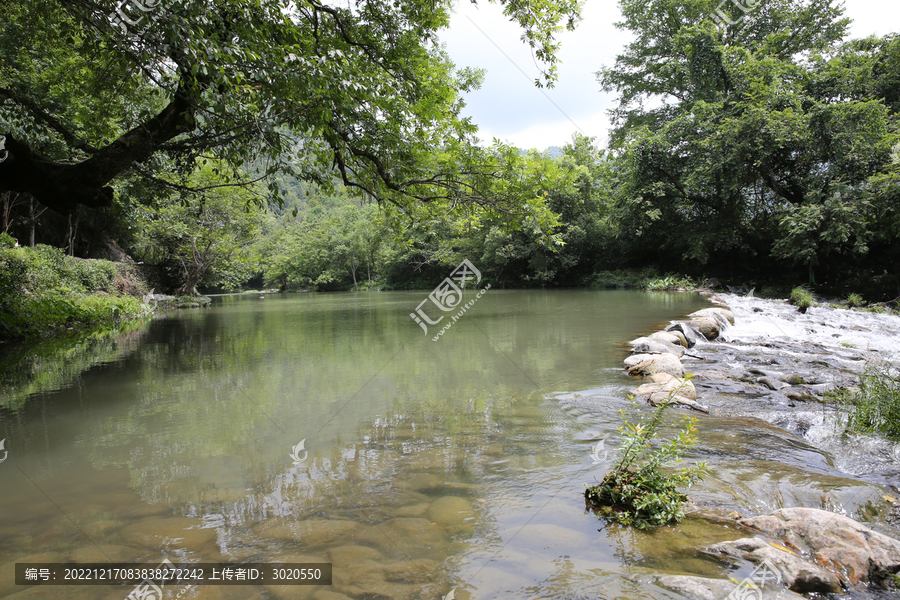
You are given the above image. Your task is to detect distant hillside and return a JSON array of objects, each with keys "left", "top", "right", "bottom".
[{"left": 517, "top": 145, "right": 563, "bottom": 158}]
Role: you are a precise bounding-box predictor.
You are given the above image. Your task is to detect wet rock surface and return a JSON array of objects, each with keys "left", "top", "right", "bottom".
[{"left": 622, "top": 292, "right": 900, "bottom": 597}]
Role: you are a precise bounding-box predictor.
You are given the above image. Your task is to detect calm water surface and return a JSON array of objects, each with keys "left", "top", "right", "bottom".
[{"left": 1, "top": 290, "right": 885, "bottom": 600}]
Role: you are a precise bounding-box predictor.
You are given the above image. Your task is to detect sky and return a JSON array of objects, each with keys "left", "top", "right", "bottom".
[{"left": 440, "top": 0, "right": 900, "bottom": 152}]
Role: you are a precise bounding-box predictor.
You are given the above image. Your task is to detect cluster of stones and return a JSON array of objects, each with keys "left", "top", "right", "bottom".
[
  {"left": 622, "top": 306, "right": 735, "bottom": 413},
  {"left": 621, "top": 299, "right": 900, "bottom": 597}
]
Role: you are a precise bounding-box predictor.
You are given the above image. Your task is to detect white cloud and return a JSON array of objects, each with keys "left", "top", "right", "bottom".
[{"left": 443, "top": 0, "right": 900, "bottom": 151}]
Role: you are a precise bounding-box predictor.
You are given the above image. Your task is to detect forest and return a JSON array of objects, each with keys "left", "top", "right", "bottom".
[{"left": 1, "top": 0, "right": 899, "bottom": 337}]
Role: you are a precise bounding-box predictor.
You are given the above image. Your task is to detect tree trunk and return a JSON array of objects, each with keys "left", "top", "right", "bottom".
[{"left": 0, "top": 87, "right": 196, "bottom": 216}]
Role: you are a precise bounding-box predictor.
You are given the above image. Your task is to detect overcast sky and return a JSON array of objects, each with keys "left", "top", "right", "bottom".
[{"left": 440, "top": 1, "right": 900, "bottom": 152}]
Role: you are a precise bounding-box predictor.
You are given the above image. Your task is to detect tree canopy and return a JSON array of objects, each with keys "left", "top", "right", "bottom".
[
  {"left": 0, "top": 0, "right": 579, "bottom": 227},
  {"left": 598, "top": 0, "right": 900, "bottom": 284}
]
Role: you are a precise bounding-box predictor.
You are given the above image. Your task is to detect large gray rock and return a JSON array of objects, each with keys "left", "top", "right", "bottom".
[
  {"left": 632, "top": 377, "right": 697, "bottom": 400},
  {"left": 629, "top": 336, "right": 685, "bottom": 358},
  {"left": 646, "top": 391, "right": 709, "bottom": 413},
  {"left": 649, "top": 574, "right": 807, "bottom": 600},
  {"left": 624, "top": 353, "right": 685, "bottom": 378},
  {"left": 706, "top": 536, "right": 842, "bottom": 593},
  {"left": 648, "top": 330, "right": 686, "bottom": 348},
  {"left": 693, "top": 306, "right": 735, "bottom": 325},
  {"left": 708, "top": 507, "right": 900, "bottom": 589},
  {"left": 666, "top": 322, "right": 701, "bottom": 348},
  {"left": 690, "top": 315, "right": 720, "bottom": 340}
]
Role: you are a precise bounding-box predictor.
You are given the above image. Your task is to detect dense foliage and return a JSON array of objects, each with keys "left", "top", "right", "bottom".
[
  {"left": 1, "top": 0, "right": 899, "bottom": 301},
  {"left": 0, "top": 243, "right": 149, "bottom": 339},
  {"left": 599, "top": 0, "right": 900, "bottom": 296},
  {"left": 842, "top": 363, "right": 900, "bottom": 440}
]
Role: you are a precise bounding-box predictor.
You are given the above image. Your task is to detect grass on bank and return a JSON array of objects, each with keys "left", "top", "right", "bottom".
[
  {"left": 584, "top": 382, "right": 709, "bottom": 529},
  {"left": 0, "top": 234, "right": 151, "bottom": 340},
  {"left": 589, "top": 269, "right": 699, "bottom": 291},
  {"left": 789, "top": 286, "right": 815, "bottom": 313},
  {"left": 840, "top": 363, "right": 900, "bottom": 440}
]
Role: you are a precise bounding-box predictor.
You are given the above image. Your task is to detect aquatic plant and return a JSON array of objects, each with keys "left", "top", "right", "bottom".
[
  {"left": 789, "top": 286, "right": 815, "bottom": 313},
  {"left": 846, "top": 292, "right": 866, "bottom": 308},
  {"left": 584, "top": 381, "right": 708, "bottom": 529},
  {"left": 844, "top": 362, "right": 900, "bottom": 440}
]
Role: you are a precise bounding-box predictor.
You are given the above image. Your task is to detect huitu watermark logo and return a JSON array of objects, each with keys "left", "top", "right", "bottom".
[
  {"left": 410, "top": 259, "right": 491, "bottom": 341},
  {"left": 711, "top": 0, "right": 760, "bottom": 31},
  {"left": 110, "top": 0, "right": 163, "bottom": 38},
  {"left": 0, "top": 136, "right": 9, "bottom": 164},
  {"left": 0, "top": 438, "right": 7, "bottom": 464},
  {"left": 125, "top": 558, "right": 175, "bottom": 600},
  {"left": 589, "top": 439, "right": 608, "bottom": 464},
  {"left": 289, "top": 439, "right": 308, "bottom": 465},
  {"left": 724, "top": 558, "right": 787, "bottom": 599}
]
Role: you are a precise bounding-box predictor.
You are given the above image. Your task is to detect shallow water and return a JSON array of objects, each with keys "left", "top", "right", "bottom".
[{"left": 0, "top": 290, "right": 897, "bottom": 599}]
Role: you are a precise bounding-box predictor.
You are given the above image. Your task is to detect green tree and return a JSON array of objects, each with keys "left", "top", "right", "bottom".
[
  {"left": 598, "top": 0, "right": 898, "bottom": 286},
  {"left": 0, "top": 0, "right": 578, "bottom": 235},
  {"left": 134, "top": 163, "right": 266, "bottom": 295}
]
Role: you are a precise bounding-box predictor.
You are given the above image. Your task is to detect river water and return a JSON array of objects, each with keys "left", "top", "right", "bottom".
[{"left": 0, "top": 290, "right": 897, "bottom": 600}]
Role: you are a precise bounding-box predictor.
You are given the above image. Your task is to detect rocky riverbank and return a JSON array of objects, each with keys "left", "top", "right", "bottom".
[{"left": 621, "top": 293, "right": 900, "bottom": 598}]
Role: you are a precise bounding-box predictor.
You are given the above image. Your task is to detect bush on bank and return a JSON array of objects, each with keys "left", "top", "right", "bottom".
[{"left": 0, "top": 240, "right": 151, "bottom": 340}]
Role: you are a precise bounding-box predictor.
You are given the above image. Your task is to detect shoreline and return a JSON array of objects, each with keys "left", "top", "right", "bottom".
[{"left": 613, "top": 291, "right": 900, "bottom": 597}]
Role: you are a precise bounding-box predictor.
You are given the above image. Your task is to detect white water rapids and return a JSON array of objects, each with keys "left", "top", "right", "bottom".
[{"left": 697, "top": 293, "right": 900, "bottom": 491}]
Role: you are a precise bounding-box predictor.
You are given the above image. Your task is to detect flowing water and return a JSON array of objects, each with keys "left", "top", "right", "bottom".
[{"left": 0, "top": 290, "right": 898, "bottom": 600}]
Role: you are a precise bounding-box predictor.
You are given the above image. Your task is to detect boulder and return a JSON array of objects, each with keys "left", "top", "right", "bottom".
[
  {"left": 707, "top": 507, "right": 900, "bottom": 593},
  {"left": 738, "top": 507, "right": 900, "bottom": 586},
  {"left": 644, "top": 372, "right": 677, "bottom": 384},
  {"left": 649, "top": 574, "right": 807, "bottom": 600},
  {"left": 691, "top": 308, "right": 733, "bottom": 331},
  {"left": 624, "top": 353, "right": 685, "bottom": 378},
  {"left": 758, "top": 376, "right": 788, "bottom": 391},
  {"left": 666, "top": 321, "right": 702, "bottom": 347},
  {"left": 647, "top": 331, "right": 685, "bottom": 347},
  {"left": 646, "top": 391, "right": 709, "bottom": 413},
  {"left": 706, "top": 536, "right": 842, "bottom": 593},
  {"left": 629, "top": 337, "right": 685, "bottom": 358},
  {"left": 657, "top": 329, "right": 688, "bottom": 347},
  {"left": 632, "top": 377, "right": 697, "bottom": 400},
  {"left": 690, "top": 315, "right": 720, "bottom": 340}
]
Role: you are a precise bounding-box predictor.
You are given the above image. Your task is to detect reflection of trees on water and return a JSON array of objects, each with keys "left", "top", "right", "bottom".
[
  {"left": 0, "top": 292, "right": 723, "bottom": 597},
  {"left": 0, "top": 321, "right": 150, "bottom": 411}
]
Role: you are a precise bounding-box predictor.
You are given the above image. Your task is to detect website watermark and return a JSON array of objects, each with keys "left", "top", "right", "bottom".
[
  {"left": 724, "top": 558, "right": 788, "bottom": 600},
  {"left": 124, "top": 558, "right": 178, "bottom": 600},
  {"left": 289, "top": 439, "right": 308, "bottom": 465},
  {"left": 109, "top": 0, "right": 163, "bottom": 38},
  {"left": 711, "top": 0, "right": 760, "bottom": 31},
  {"left": 0, "top": 438, "right": 7, "bottom": 464},
  {"left": 0, "top": 136, "right": 9, "bottom": 164},
  {"left": 590, "top": 439, "right": 608, "bottom": 464},
  {"left": 409, "top": 259, "right": 490, "bottom": 341}
]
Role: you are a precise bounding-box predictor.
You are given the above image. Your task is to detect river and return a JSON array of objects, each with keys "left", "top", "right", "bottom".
[{"left": 0, "top": 290, "right": 896, "bottom": 599}]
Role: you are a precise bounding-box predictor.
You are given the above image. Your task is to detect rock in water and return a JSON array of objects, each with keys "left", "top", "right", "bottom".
[
  {"left": 624, "top": 353, "right": 685, "bottom": 378},
  {"left": 707, "top": 507, "right": 900, "bottom": 590}
]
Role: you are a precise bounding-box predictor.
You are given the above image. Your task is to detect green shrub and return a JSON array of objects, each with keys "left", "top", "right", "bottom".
[
  {"left": 584, "top": 382, "right": 708, "bottom": 529},
  {"left": 0, "top": 232, "right": 16, "bottom": 249},
  {"left": 0, "top": 245, "right": 149, "bottom": 340},
  {"left": 844, "top": 363, "right": 900, "bottom": 440},
  {"left": 846, "top": 293, "right": 866, "bottom": 308},
  {"left": 789, "top": 286, "right": 815, "bottom": 313}
]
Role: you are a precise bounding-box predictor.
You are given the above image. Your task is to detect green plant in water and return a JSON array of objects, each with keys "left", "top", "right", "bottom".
[
  {"left": 584, "top": 381, "right": 708, "bottom": 529},
  {"left": 846, "top": 293, "right": 866, "bottom": 308},
  {"left": 843, "top": 362, "right": 900, "bottom": 440},
  {"left": 789, "top": 286, "right": 815, "bottom": 313}
]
